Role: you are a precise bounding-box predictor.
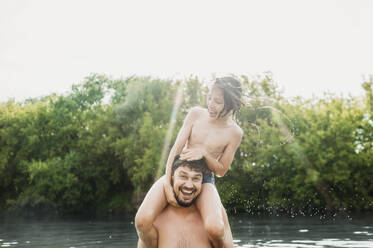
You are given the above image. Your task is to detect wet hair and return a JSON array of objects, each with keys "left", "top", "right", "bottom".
[
  {"left": 214, "top": 77, "right": 243, "bottom": 118},
  {"left": 171, "top": 155, "right": 206, "bottom": 176}
]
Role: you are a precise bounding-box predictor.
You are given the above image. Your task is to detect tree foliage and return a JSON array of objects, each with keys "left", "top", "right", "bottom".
[{"left": 0, "top": 74, "right": 372, "bottom": 216}]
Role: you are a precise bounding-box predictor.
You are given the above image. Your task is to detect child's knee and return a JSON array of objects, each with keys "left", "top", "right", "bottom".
[
  {"left": 204, "top": 215, "right": 225, "bottom": 240},
  {"left": 135, "top": 210, "right": 155, "bottom": 232}
]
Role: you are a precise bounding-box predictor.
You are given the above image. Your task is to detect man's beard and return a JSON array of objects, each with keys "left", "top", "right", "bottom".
[{"left": 174, "top": 190, "right": 198, "bottom": 208}]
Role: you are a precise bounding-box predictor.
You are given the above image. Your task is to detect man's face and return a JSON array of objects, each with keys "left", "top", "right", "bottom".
[{"left": 172, "top": 165, "right": 203, "bottom": 207}]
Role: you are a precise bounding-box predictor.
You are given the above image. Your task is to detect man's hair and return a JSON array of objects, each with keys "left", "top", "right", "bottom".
[
  {"left": 171, "top": 155, "right": 206, "bottom": 176},
  {"left": 214, "top": 77, "right": 243, "bottom": 118}
]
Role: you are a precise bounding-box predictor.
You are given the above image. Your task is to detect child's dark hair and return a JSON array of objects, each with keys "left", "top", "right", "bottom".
[
  {"left": 214, "top": 77, "right": 243, "bottom": 118},
  {"left": 171, "top": 155, "right": 206, "bottom": 176}
]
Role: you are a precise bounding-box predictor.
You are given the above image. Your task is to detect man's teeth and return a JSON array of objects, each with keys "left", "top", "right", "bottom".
[{"left": 181, "top": 188, "right": 193, "bottom": 195}]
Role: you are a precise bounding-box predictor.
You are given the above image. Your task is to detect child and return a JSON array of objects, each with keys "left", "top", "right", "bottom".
[{"left": 135, "top": 77, "right": 243, "bottom": 248}]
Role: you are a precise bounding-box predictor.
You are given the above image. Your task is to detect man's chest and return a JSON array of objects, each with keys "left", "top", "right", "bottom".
[{"left": 156, "top": 214, "right": 211, "bottom": 248}]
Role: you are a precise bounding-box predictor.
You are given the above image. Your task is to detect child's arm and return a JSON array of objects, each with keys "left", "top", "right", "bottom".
[
  {"left": 164, "top": 107, "right": 200, "bottom": 205},
  {"left": 180, "top": 127, "right": 242, "bottom": 176}
]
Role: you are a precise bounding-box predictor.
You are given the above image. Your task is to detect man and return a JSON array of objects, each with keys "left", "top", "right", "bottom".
[{"left": 137, "top": 156, "right": 233, "bottom": 248}]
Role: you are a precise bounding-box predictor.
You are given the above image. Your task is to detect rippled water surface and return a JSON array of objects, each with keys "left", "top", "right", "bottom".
[
  {"left": 229, "top": 215, "right": 373, "bottom": 248},
  {"left": 0, "top": 214, "right": 372, "bottom": 247}
]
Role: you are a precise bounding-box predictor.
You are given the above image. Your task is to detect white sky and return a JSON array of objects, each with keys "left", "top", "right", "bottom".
[{"left": 0, "top": 0, "right": 372, "bottom": 102}]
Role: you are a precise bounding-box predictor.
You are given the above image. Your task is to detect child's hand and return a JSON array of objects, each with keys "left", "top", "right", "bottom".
[
  {"left": 164, "top": 181, "right": 179, "bottom": 207},
  {"left": 180, "top": 148, "right": 205, "bottom": 161}
]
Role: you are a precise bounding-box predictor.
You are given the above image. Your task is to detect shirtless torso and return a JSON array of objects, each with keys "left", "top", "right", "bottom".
[
  {"left": 181, "top": 106, "right": 242, "bottom": 176},
  {"left": 154, "top": 205, "right": 212, "bottom": 248}
]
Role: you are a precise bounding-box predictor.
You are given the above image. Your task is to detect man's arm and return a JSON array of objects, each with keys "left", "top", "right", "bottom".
[
  {"left": 137, "top": 239, "right": 146, "bottom": 248},
  {"left": 136, "top": 221, "right": 158, "bottom": 248}
]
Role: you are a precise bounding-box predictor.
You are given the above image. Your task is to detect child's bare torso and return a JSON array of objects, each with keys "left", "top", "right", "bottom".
[{"left": 185, "top": 108, "right": 238, "bottom": 161}]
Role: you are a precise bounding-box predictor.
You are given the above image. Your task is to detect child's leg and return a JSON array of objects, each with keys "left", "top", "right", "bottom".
[
  {"left": 135, "top": 175, "right": 168, "bottom": 248},
  {"left": 222, "top": 206, "right": 234, "bottom": 248},
  {"left": 196, "top": 183, "right": 232, "bottom": 248}
]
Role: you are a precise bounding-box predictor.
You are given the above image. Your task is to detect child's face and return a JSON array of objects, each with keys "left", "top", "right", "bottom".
[{"left": 207, "top": 85, "right": 225, "bottom": 119}]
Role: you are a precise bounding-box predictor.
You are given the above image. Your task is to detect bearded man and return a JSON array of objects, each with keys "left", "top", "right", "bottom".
[{"left": 137, "top": 156, "right": 233, "bottom": 248}]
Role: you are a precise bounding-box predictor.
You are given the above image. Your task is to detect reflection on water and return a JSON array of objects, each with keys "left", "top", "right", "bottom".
[
  {"left": 230, "top": 215, "right": 373, "bottom": 248},
  {"left": 0, "top": 214, "right": 372, "bottom": 247},
  {"left": 0, "top": 216, "right": 137, "bottom": 247}
]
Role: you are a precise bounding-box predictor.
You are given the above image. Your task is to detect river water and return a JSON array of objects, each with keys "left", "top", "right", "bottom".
[{"left": 0, "top": 214, "right": 372, "bottom": 247}]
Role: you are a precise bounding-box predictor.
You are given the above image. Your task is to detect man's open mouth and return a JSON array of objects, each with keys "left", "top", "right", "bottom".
[{"left": 180, "top": 187, "right": 195, "bottom": 196}]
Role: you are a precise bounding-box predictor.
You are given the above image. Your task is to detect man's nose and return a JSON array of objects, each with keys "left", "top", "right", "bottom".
[{"left": 184, "top": 180, "right": 194, "bottom": 188}]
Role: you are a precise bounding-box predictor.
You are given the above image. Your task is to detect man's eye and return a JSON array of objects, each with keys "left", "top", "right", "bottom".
[
  {"left": 193, "top": 177, "right": 200, "bottom": 181},
  {"left": 180, "top": 175, "right": 187, "bottom": 179}
]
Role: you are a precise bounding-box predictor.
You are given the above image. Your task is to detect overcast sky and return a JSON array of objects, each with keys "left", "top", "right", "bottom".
[{"left": 1, "top": 0, "right": 372, "bottom": 102}]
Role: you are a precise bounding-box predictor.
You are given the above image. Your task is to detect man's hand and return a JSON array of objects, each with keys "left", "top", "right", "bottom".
[
  {"left": 180, "top": 148, "right": 205, "bottom": 161},
  {"left": 164, "top": 181, "right": 179, "bottom": 207}
]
